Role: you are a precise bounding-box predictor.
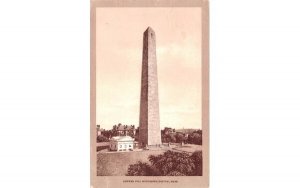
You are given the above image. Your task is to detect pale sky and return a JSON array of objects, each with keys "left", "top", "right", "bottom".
[{"left": 96, "top": 8, "right": 202, "bottom": 130}]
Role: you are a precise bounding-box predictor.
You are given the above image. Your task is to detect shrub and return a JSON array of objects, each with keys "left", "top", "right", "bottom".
[
  {"left": 149, "top": 150, "right": 195, "bottom": 176},
  {"left": 188, "top": 133, "right": 202, "bottom": 145},
  {"left": 126, "top": 150, "right": 203, "bottom": 176},
  {"left": 127, "top": 161, "right": 154, "bottom": 176},
  {"left": 191, "top": 150, "right": 202, "bottom": 175},
  {"left": 97, "top": 135, "right": 109, "bottom": 142}
]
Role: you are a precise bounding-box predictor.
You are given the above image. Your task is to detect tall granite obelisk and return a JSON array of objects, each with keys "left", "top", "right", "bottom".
[{"left": 139, "top": 27, "right": 162, "bottom": 146}]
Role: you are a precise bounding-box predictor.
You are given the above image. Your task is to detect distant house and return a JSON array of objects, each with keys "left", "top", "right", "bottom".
[
  {"left": 113, "top": 124, "right": 136, "bottom": 137},
  {"left": 109, "top": 136, "right": 134, "bottom": 152}
]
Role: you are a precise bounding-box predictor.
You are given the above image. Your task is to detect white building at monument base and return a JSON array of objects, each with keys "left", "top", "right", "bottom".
[{"left": 109, "top": 136, "right": 134, "bottom": 152}]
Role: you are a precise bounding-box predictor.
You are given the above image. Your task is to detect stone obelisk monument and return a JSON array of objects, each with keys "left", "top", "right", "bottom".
[{"left": 139, "top": 27, "right": 161, "bottom": 146}]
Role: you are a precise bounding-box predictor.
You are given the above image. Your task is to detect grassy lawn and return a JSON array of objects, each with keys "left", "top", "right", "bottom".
[
  {"left": 96, "top": 142, "right": 109, "bottom": 146},
  {"left": 173, "top": 144, "right": 202, "bottom": 153},
  {"left": 97, "top": 150, "right": 164, "bottom": 176},
  {"left": 97, "top": 144, "right": 202, "bottom": 176}
]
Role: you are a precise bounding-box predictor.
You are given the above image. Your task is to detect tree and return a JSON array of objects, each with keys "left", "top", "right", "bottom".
[
  {"left": 97, "top": 135, "right": 109, "bottom": 142},
  {"left": 188, "top": 132, "right": 202, "bottom": 145},
  {"left": 148, "top": 151, "right": 195, "bottom": 176},
  {"left": 112, "top": 125, "right": 118, "bottom": 136},
  {"left": 127, "top": 161, "right": 154, "bottom": 176},
  {"left": 169, "top": 134, "right": 176, "bottom": 143},
  {"left": 161, "top": 133, "right": 176, "bottom": 143},
  {"left": 126, "top": 150, "right": 202, "bottom": 176},
  {"left": 194, "top": 130, "right": 202, "bottom": 135},
  {"left": 175, "top": 133, "right": 184, "bottom": 143},
  {"left": 161, "top": 135, "right": 168, "bottom": 143},
  {"left": 102, "top": 130, "right": 113, "bottom": 138}
]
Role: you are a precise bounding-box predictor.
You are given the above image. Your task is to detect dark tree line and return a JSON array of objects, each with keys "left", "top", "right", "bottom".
[
  {"left": 127, "top": 150, "right": 202, "bottom": 176},
  {"left": 187, "top": 131, "right": 202, "bottom": 145},
  {"left": 97, "top": 123, "right": 137, "bottom": 142},
  {"left": 161, "top": 130, "right": 202, "bottom": 145},
  {"left": 97, "top": 125, "right": 202, "bottom": 145}
]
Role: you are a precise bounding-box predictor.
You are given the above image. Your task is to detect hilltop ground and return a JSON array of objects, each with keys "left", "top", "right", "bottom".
[{"left": 97, "top": 143, "right": 201, "bottom": 176}]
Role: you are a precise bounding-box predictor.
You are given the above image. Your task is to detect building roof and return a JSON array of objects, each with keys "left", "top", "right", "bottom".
[{"left": 110, "top": 136, "right": 134, "bottom": 142}]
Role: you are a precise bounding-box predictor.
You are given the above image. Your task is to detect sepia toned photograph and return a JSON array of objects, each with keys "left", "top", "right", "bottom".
[{"left": 91, "top": 0, "right": 209, "bottom": 187}]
